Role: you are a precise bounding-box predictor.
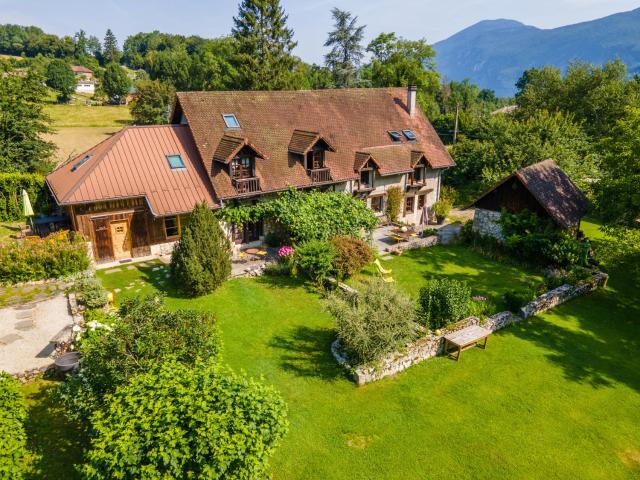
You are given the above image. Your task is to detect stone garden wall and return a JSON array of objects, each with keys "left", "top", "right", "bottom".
[
  {"left": 472, "top": 208, "right": 504, "bottom": 241},
  {"left": 332, "top": 270, "right": 609, "bottom": 385}
]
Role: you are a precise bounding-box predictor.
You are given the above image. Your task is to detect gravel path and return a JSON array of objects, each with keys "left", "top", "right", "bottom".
[{"left": 0, "top": 294, "right": 73, "bottom": 374}]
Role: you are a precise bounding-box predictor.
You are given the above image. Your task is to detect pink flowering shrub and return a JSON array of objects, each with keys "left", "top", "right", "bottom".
[{"left": 278, "top": 246, "right": 294, "bottom": 257}]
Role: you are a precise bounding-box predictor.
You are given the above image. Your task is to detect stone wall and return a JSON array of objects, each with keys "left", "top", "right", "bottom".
[
  {"left": 382, "top": 235, "right": 438, "bottom": 254},
  {"left": 332, "top": 269, "right": 608, "bottom": 385},
  {"left": 472, "top": 208, "right": 504, "bottom": 241},
  {"left": 520, "top": 270, "right": 608, "bottom": 318}
]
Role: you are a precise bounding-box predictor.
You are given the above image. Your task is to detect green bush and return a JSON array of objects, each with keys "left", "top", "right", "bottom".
[
  {"left": 295, "top": 239, "right": 337, "bottom": 283},
  {"left": 75, "top": 277, "right": 109, "bottom": 309},
  {"left": 543, "top": 266, "right": 594, "bottom": 290},
  {"left": 0, "top": 230, "right": 89, "bottom": 284},
  {"left": 81, "top": 359, "right": 288, "bottom": 480},
  {"left": 171, "top": 202, "right": 231, "bottom": 297},
  {"left": 264, "top": 260, "right": 292, "bottom": 277},
  {"left": 58, "top": 295, "right": 220, "bottom": 423},
  {"left": 0, "top": 172, "right": 54, "bottom": 221},
  {"left": 385, "top": 186, "right": 402, "bottom": 223},
  {"left": 330, "top": 236, "right": 373, "bottom": 279},
  {"left": 417, "top": 279, "right": 472, "bottom": 330},
  {"left": 0, "top": 373, "right": 27, "bottom": 479},
  {"left": 503, "top": 290, "right": 535, "bottom": 313},
  {"left": 432, "top": 198, "right": 453, "bottom": 220},
  {"left": 326, "top": 278, "right": 418, "bottom": 365},
  {"left": 500, "top": 209, "right": 586, "bottom": 267}
]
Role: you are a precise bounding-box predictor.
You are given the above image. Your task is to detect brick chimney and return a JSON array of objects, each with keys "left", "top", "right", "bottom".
[{"left": 407, "top": 85, "right": 417, "bottom": 117}]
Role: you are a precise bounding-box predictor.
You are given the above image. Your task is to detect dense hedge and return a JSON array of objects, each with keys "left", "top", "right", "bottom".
[
  {"left": 0, "top": 173, "right": 54, "bottom": 222},
  {"left": 81, "top": 360, "right": 288, "bottom": 480},
  {"left": 417, "top": 279, "right": 472, "bottom": 330},
  {"left": 0, "top": 373, "right": 27, "bottom": 479},
  {"left": 0, "top": 231, "right": 89, "bottom": 284}
]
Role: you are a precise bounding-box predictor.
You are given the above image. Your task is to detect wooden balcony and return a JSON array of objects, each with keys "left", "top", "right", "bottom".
[
  {"left": 232, "top": 177, "right": 260, "bottom": 195},
  {"left": 355, "top": 181, "right": 374, "bottom": 192},
  {"left": 308, "top": 167, "right": 332, "bottom": 183}
]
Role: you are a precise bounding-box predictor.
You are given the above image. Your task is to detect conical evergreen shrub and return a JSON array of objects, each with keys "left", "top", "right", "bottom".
[{"left": 170, "top": 202, "right": 231, "bottom": 296}]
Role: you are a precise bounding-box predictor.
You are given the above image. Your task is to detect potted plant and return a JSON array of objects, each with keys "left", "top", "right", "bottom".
[{"left": 431, "top": 199, "right": 452, "bottom": 224}]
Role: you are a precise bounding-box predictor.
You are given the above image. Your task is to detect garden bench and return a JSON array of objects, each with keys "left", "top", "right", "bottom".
[{"left": 443, "top": 325, "right": 491, "bottom": 361}]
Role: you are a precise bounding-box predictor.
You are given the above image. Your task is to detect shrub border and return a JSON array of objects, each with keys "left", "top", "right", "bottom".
[{"left": 332, "top": 270, "right": 608, "bottom": 385}]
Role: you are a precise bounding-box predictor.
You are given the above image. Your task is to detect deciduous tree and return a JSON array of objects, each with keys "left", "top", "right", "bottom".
[
  {"left": 101, "top": 62, "right": 131, "bottom": 103},
  {"left": 45, "top": 58, "right": 76, "bottom": 102},
  {"left": 129, "top": 79, "right": 175, "bottom": 125}
]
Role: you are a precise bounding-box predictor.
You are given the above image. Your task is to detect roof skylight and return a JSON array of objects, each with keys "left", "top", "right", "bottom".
[
  {"left": 166, "top": 154, "right": 186, "bottom": 169},
  {"left": 403, "top": 129, "right": 417, "bottom": 141},
  {"left": 71, "top": 155, "right": 91, "bottom": 172},
  {"left": 223, "top": 114, "right": 240, "bottom": 129},
  {"left": 388, "top": 130, "right": 403, "bottom": 141}
]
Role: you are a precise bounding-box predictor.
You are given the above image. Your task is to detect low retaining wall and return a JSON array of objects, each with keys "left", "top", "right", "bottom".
[
  {"left": 472, "top": 208, "right": 504, "bottom": 241},
  {"left": 333, "top": 270, "right": 609, "bottom": 385},
  {"left": 383, "top": 235, "right": 438, "bottom": 254}
]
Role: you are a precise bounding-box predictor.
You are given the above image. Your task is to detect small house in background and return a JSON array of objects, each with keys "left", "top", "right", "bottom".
[
  {"left": 468, "top": 159, "right": 588, "bottom": 240},
  {"left": 71, "top": 65, "right": 93, "bottom": 80},
  {"left": 75, "top": 80, "right": 95, "bottom": 94}
]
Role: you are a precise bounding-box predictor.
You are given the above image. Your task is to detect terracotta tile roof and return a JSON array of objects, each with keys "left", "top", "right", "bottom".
[
  {"left": 175, "top": 88, "right": 454, "bottom": 198},
  {"left": 288, "top": 130, "right": 336, "bottom": 155},
  {"left": 358, "top": 144, "right": 434, "bottom": 176},
  {"left": 470, "top": 159, "right": 588, "bottom": 229},
  {"left": 46, "top": 125, "right": 218, "bottom": 216},
  {"left": 71, "top": 65, "right": 93, "bottom": 74}
]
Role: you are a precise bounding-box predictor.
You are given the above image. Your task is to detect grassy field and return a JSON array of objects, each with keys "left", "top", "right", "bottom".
[
  {"left": 0, "top": 221, "right": 22, "bottom": 242},
  {"left": 88, "top": 221, "right": 640, "bottom": 479},
  {"left": 44, "top": 104, "right": 131, "bottom": 164}
]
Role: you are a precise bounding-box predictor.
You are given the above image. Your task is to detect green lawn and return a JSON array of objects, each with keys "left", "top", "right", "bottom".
[{"left": 24, "top": 222, "right": 640, "bottom": 478}]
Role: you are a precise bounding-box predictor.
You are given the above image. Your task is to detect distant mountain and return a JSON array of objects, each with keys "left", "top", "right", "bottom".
[{"left": 434, "top": 8, "right": 640, "bottom": 97}]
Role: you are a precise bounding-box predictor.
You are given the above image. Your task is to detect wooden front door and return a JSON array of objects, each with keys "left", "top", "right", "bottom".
[
  {"left": 110, "top": 220, "right": 132, "bottom": 260},
  {"left": 92, "top": 217, "right": 114, "bottom": 262}
]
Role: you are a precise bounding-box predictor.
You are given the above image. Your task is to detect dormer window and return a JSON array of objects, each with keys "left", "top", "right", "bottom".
[
  {"left": 223, "top": 114, "right": 240, "bottom": 129},
  {"left": 307, "top": 147, "right": 325, "bottom": 170},
  {"left": 231, "top": 154, "right": 253, "bottom": 179}
]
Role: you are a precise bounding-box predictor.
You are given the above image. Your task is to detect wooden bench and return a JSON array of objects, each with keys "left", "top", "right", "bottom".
[{"left": 443, "top": 325, "right": 491, "bottom": 361}]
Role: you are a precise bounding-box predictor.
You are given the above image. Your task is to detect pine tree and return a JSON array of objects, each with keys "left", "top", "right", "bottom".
[
  {"left": 232, "top": 0, "right": 298, "bottom": 90},
  {"left": 324, "top": 8, "right": 366, "bottom": 88},
  {"left": 170, "top": 203, "right": 231, "bottom": 297},
  {"left": 103, "top": 29, "right": 121, "bottom": 64}
]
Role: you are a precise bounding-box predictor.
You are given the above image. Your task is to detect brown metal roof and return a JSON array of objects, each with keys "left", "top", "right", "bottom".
[
  {"left": 175, "top": 88, "right": 454, "bottom": 198},
  {"left": 46, "top": 125, "right": 218, "bottom": 216}
]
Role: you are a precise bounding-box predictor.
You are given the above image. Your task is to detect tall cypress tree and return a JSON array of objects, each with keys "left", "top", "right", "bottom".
[
  {"left": 232, "top": 0, "right": 297, "bottom": 90},
  {"left": 170, "top": 203, "right": 231, "bottom": 297},
  {"left": 103, "top": 29, "right": 121, "bottom": 64},
  {"left": 324, "top": 8, "right": 366, "bottom": 88}
]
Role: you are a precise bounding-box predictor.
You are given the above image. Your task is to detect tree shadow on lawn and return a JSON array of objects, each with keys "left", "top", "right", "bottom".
[
  {"left": 269, "top": 325, "right": 348, "bottom": 382},
  {"left": 510, "top": 291, "right": 640, "bottom": 393},
  {"left": 23, "top": 383, "right": 87, "bottom": 480}
]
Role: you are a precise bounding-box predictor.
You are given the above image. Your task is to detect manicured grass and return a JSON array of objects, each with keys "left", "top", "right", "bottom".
[
  {"left": 358, "top": 244, "right": 542, "bottom": 310},
  {"left": 22, "top": 380, "right": 86, "bottom": 480},
  {"left": 90, "top": 225, "right": 640, "bottom": 479}
]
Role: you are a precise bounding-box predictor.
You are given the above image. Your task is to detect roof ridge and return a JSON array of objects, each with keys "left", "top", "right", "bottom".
[
  {"left": 127, "top": 124, "right": 188, "bottom": 129},
  {"left": 60, "top": 128, "right": 127, "bottom": 203},
  {"left": 177, "top": 86, "right": 404, "bottom": 96}
]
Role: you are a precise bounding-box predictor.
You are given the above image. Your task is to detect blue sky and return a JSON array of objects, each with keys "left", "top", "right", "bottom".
[{"left": 1, "top": 0, "right": 639, "bottom": 63}]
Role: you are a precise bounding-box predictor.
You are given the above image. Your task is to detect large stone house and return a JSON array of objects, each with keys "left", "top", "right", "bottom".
[{"left": 46, "top": 86, "right": 455, "bottom": 263}]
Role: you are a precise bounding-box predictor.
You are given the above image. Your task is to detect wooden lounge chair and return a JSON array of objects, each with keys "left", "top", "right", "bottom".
[{"left": 374, "top": 259, "right": 392, "bottom": 275}]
